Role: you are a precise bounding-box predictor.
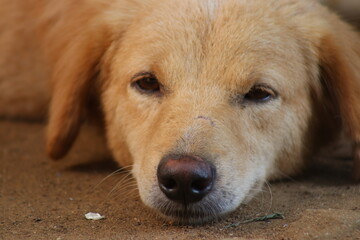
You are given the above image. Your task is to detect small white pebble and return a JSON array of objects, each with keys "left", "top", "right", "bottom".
[{"left": 85, "top": 212, "right": 105, "bottom": 220}]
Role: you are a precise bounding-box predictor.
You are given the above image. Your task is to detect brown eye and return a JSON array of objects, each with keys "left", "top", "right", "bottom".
[
  {"left": 132, "top": 73, "right": 161, "bottom": 94},
  {"left": 244, "top": 85, "right": 276, "bottom": 103}
]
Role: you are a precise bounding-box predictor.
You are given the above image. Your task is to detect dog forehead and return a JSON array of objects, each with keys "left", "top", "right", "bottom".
[
  {"left": 119, "top": 0, "right": 315, "bottom": 91},
  {"left": 122, "top": 0, "right": 319, "bottom": 56}
]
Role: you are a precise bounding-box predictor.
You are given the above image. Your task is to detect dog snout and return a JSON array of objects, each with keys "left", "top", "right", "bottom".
[{"left": 157, "top": 155, "right": 216, "bottom": 205}]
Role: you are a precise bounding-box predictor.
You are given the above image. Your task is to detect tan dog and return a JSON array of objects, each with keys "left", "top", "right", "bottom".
[{"left": 1, "top": 0, "right": 359, "bottom": 224}]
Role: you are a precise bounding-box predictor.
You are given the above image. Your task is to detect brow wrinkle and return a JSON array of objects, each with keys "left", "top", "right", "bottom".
[{"left": 195, "top": 115, "right": 216, "bottom": 127}]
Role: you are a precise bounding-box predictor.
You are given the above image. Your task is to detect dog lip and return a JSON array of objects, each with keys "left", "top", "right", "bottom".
[{"left": 156, "top": 203, "right": 222, "bottom": 224}]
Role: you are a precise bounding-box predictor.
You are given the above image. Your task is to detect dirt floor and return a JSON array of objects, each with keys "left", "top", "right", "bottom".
[{"left": 1, "top": 120, "right": 359, "bottom": 240}]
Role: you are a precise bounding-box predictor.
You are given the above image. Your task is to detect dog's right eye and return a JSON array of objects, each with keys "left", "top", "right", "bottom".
[
  {"left": 244, "top": 85, "right": 277, "bottom": 103},
  {"left": 131, "top": 72, "right": 161, "bottom": 95}
]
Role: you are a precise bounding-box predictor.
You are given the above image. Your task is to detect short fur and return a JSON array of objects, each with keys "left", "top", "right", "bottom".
[{"left": 1, "top": 0, "right": 359, "bottom": 223}]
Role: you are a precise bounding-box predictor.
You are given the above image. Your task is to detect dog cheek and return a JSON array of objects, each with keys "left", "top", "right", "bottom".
[
  {"left": 214, "top": 153, "right": 269, "bottom": 211},
  {"left": 211, "top": 128, "right": 270, "bottom": 204}
]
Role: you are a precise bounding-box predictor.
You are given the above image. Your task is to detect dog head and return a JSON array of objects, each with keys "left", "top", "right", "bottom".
[{"left": 46, "top": 0, "right": 360, "bottom": 223}]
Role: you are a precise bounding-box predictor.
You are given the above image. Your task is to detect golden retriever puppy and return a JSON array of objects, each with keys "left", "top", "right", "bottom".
[{"left": 1, "top": 0, "right": 359, "bottom": 224}]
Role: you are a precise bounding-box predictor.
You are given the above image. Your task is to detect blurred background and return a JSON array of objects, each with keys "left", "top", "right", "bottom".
[{"left": 322, "top": 0, "right": 360, "bottom": 28}]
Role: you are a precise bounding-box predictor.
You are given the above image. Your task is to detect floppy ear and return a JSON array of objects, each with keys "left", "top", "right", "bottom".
[
  {"left": 46, "top": 31, "right": 109, "bottom": 160},
  {"left": 318, "top": 22, "right": 360, "bottom": 180}
]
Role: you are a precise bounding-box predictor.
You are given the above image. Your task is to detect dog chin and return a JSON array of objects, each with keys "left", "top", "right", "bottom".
[
  {"left": 154, "top": 201, "right": 226, "bottom": 225},
  {"left": 148, "top": 192, "right": 245, "bottom": 225}
]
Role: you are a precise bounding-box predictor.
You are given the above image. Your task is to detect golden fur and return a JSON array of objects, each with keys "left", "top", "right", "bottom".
[{"left": 1, "top": 0, "right": 359, "bottom": 223}]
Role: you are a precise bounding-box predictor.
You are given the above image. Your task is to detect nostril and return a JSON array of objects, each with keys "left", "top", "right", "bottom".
[
  {"left": 161, "top": 178, "right": 177, "bottom": 190},
  {"left": 191, "top": 178, "right": 212, "bottom": 193}
]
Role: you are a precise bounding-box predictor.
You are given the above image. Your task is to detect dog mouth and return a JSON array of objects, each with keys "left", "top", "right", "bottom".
[
  {"left": 153, "top": 197, "right": 226, "bottom": 224},
  {"left": 153, "top": 154, "right": 223, "bottom": 224},
  {"left": 140, "top": 154, "right": 251, "bottom": 224}
]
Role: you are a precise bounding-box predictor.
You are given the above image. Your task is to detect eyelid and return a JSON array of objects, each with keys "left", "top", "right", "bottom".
[
  {"left": 250, "top": 84, "right": 278, "bottom": 96},
  {"left": 130, "top": 71, "right": 166, "bottom": 97},
  {"left": 232, "top": 84, "right": 278, "bottom": 105},
  {"left": 131, "top": 71, "right": 156, "bottom": 82}
]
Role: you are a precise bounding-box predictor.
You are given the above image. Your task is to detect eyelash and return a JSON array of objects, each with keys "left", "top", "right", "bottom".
[
  {"left": 131, "top": 72, "right": 162, "bottom": 95},
  {"left": 243, "top": 85, "right": 277, "bottom": 103}
]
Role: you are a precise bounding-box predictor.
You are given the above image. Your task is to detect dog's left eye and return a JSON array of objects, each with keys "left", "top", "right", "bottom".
[
  {"left": 244, "top": 85, "right": 277, "bottom": 103},
  {"left": 131, "top": 72, "right": 161, "bottom": 94}
]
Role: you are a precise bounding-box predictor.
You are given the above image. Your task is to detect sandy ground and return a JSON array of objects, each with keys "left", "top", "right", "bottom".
[{"left": 1, "top": 120, "right": 360, "bottom": 240}]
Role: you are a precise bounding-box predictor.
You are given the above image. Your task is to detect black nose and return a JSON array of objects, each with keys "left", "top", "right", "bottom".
[{"left": 157, "top": 155, "right": 216, "bottom": 205}]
